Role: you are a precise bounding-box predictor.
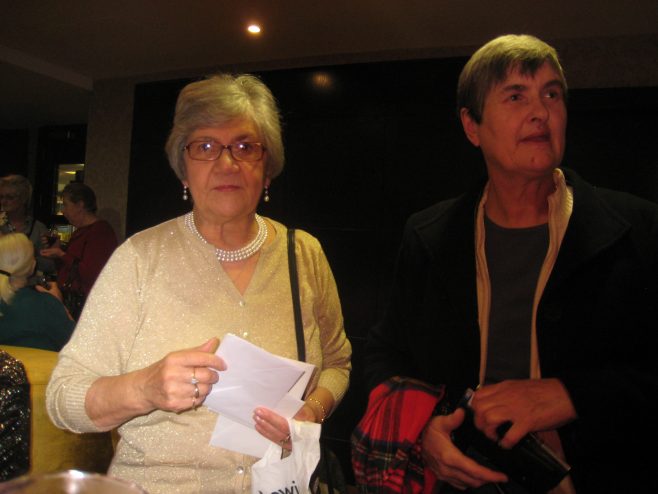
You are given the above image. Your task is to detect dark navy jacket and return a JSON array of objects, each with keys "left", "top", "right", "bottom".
[{"left": 365, "top": 168, "right": 658, "bottom": 493}]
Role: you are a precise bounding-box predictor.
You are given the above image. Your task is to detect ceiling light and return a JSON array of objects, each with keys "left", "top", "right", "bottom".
[
  {"left": 247, "top": 24, "right": 261, "bottom": 34},
  {"left": 311, "top": 72, "right": 334, "bottom": 91}
]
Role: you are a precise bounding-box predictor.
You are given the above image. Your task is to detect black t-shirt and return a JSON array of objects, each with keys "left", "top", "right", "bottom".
[{"left": 483, "top": 215, "right": 549, "bottom": 384}]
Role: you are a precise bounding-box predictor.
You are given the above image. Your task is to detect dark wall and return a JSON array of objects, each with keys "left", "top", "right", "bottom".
[
  {"left": 127, "top": 58, "right": 658, "bottom": 482},
  {"left": 0, "top": 129, "right": 29, "bottom": 177}
]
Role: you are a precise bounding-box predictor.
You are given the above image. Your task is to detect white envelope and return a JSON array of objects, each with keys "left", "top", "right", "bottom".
[{"left": 206, "top": 334, "right": 316, "bottom": 457}]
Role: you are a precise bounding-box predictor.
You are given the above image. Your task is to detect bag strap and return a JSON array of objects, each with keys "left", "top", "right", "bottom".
[
  {"left": 288, "top": 229, "right": 340, "bottom": 494},
  {"left": 63, "top": 258, "right": 81, "bottom": 290},
  {"left": 287, "top": 228, "right": 306, "bottom": 362},
  {"left": 63, "top": 227, "right": 91, "bottom": 290}
]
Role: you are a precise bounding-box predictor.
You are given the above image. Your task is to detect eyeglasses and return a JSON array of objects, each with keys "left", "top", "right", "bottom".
[{"left": 184, "top": 141, "right": 266, "bottom": 163}]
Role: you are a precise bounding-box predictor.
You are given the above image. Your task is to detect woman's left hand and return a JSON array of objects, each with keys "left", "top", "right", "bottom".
[
  {"left": 253, "top": 403, "right": 319, "bottom": 450},
  {"left": 253, "top": 407, "right": 293, "bottom": 450},
  {"left": 34, "top": 280, "right": 64, "bottom": 302}
]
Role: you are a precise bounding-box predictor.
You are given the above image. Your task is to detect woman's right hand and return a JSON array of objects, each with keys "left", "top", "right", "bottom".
[
  {"left": 85, "top": 338, "right": 226, "bottom": 429},
  {"left": 138, "top": 338, "right": 225, "bottom": 413},
  {"left": 422, "top": 408, "right": 508, "bottom": 490}
]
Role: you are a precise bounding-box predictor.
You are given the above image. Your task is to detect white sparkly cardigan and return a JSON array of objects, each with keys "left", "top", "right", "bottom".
[{"left": 46, "top": 215, "right": 351, "bottom": 493}]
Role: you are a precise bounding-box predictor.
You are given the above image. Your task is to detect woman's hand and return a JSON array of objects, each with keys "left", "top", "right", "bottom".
[
  {"left": 253, "top": 389, "right": 333, "bottom": 450},
  {"left": 253, "top": 407, "right": 293, "bottom": 450},
  {"left": 422, "top": 409, "right": 508, "bottom": 490},
  {"left": 40, "top": 245, "right": 66, "bottom": 259},
  {"left": 34, "top": 279, "right": 64, "bottom": 302},
  {"left": 136, "top": 338, "right": 225, "bottom": 413},
  {"left": 471, "top": 379, "right": 577, "bottom": 448},
  {"left": 85, "top": 338, "right": 226, "bottom": 429}
]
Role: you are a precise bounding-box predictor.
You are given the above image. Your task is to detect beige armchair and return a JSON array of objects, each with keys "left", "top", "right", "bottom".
[{"left": 1, "top": 345, "right": 114, "bottom": 474}]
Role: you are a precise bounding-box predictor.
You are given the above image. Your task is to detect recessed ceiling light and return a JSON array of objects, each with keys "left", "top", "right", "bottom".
[{"left": 247, "top": 24, "right": 261, "bottom": 34}]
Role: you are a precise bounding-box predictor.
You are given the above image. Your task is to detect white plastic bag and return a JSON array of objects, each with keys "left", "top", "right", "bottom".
[{"left": 251, "top": 419, "right": 321, "bottom": 494}]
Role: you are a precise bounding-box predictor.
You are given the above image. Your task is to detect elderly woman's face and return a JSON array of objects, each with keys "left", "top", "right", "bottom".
[
  {"left": 0, "top": 186, "right": 23, "bottom": 214},
  {"left": 462, "top": 62, "right": 567, "bottom": 181},
  {"left": 183, "top": 117, "right": 269, "bottom": 224},
  {"left": 61, "top": 194, "right": 85, "bottom": 227}
]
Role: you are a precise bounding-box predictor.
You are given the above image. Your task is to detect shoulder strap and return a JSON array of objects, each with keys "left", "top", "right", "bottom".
[{"left": 287, "top": 228, "right": 306, "bottom": 362}]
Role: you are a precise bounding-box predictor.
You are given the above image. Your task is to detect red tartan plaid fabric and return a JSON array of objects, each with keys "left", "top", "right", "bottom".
[{"left": 351, "top": 377, "right": 446, "bottom": 493}]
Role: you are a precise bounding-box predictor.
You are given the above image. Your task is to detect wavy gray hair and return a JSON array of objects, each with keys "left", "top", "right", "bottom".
[
  {"left": 165, "top": 74, "right": 284, "bottom": 181},
  {"left": 457, "top": 34, "right": 567, "bottom": 123}
]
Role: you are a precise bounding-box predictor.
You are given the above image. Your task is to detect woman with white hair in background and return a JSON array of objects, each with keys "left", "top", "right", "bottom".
[{"left": 0, "top": 232, "right": 74, "bottom": 351}]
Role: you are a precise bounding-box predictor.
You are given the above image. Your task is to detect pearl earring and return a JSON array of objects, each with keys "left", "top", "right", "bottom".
[
  {"left": 182, "top": 185, "right": 189, "bottom": 201},
  {"left": 263, "top": 186, "right": 270, "bottom": 203}
]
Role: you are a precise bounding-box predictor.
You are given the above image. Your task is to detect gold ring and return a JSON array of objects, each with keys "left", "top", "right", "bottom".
[
  {"left": 191, "top": 367, "right": 199, "bottom": 385},
  {"left": 194, "top": 383, "right": 200, "bottom": 399},
  {"left": 279, "top": 434, "right": 290, "bottom": 445}
]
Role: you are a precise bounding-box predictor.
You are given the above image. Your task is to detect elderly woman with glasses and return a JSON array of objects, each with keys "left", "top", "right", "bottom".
[
  {"left": 46, "top": 74, "right": 351, "bottom": 494},
  {"left": 0, "top": 175, "right": 54, "bottom": 276}
]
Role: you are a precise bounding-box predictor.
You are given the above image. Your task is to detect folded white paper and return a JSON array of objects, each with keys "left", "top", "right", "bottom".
[{"left": 206, "top": 333, "right": 316, "bottom": 457}]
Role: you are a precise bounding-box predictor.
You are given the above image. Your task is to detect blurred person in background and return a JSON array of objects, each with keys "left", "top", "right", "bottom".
[
  {"left": 41, "top": 182, "right": 118, "bottom": 319},
  {"left": 0, "top": 174, "right": 55, "bottom": 277},
  {"left": 0, "top": 232, "right": 74, "bottom": 351}
]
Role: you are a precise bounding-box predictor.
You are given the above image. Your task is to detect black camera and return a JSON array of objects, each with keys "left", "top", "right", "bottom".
[
  {"left": 28, "top": 274, "right": 51, "bottom": 290},
  {"left": 451, "top": 388, "right": 570, "bottom": 494}
]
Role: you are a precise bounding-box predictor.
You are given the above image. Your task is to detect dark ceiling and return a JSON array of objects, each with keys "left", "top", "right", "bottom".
[{"left": 1, "top": 0, "right": 657, "bottom": 129}]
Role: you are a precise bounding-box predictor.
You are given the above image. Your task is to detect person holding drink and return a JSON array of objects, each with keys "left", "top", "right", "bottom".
[
  {"left": 0, "top": 174, "right": 55, "bottom": 277},
  {"left": 40, "top": 182, "right": 118, "bottom": 319}
]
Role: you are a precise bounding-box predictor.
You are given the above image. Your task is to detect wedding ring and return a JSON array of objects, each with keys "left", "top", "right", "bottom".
[
  {"left": 193, "top": 383, "right": 200, "bottom": 399},
  {"left": 279, "top": 434, "right": 290, "bottom": 445},
  {"left": 192, "top": 396, "right": 197, "bottom": 409},
  {"left": 191, "top": 367, "right": 199, "bottom": 385}
]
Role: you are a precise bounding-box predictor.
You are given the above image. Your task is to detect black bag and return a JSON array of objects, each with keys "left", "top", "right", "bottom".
[
  {"left": 452, "top": 389, "right": 571, "bottom": 494},
  {"left": 0, "top": 350, "right": 30, "bottom": 481},
  {"left": 62, "top": 258, "right": 86, "bottom": 321},
  {"left": 287, "top": 229, "right": 347, "bottom": 494}
]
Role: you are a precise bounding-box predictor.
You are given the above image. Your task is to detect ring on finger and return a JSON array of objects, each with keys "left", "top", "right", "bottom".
[
  {"left": 191, "top": 367, "right": 199, "bottom": 385},
  {"left": 194, "top": 383, "right": 200, "bottom": 399},
  {"left": 279, "top": 434, "right": 291, "bottom": 445}
]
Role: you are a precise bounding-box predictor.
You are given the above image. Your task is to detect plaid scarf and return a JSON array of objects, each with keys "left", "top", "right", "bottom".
[{"left": 351, "top": 377, "right": 445, "bottom": 493}]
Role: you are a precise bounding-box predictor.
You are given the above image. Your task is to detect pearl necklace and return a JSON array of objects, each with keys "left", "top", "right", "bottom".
[{"left": 185, "top": 212, "right": 268, "bottom": 262}]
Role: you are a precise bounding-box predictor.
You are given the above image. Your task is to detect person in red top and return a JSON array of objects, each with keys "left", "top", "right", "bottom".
[{"left": 41, "top": 182, "right": 118, "bottom": 316}]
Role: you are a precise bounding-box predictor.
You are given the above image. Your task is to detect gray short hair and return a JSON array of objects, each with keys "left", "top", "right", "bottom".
[
  {"left": 457, "top": 34, "right": 567, "bottom": 123},
  {"left": 165, "top": 74, "right": 284, "bottom": 181},
  {"left": 0, "top": 175, "right": 32, "bottom": 210}
]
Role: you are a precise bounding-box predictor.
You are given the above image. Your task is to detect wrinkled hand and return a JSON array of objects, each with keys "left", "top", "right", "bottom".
[
  {"left": 471, "top": 379, "right": 577, "bottom": 448},
  {"left": 253, "top": 403, "right": 317, "bottom": 451},
  {"left": 138, "top": 338, "right": 225, "bottom": 413},
  {"left": 422, "top": 409, "right": 508, "bottom": 490}
]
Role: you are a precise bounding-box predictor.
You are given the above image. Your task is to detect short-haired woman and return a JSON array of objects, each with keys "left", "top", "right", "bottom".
[
  {"left": 40, "top": 182, "right": 118, "bottom": 319},
  {"left": 0, "top": 174, "right": 54, "bottom": 276},
  {"left": 46, "top": 74, "right": 351, "bottom": 493}
]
